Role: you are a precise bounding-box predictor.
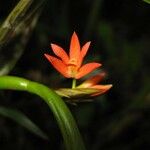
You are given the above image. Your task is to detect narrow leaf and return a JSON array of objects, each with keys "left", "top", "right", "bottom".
[
  {"left": 0, "top": 0, "right": 33, "bottom": 46},
  {"left": 0, "top": 106, "right": 48, "bottom": 140},
  {"left": 143, "top": 0, "right": 150, "bottom": 4},
  {"left": 0, "top": 1, "right": 45, "bottom": 75}
]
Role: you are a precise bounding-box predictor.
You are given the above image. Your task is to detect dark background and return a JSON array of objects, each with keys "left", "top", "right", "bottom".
[{"left": 0, "top": 0, "right": 150, "bottom": 150}]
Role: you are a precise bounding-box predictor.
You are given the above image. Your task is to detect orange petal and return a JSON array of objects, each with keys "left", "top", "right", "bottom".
[
  {"left": 81, "top": 41, "right": 91, "bottom": 58},
  {"left": 77, "top": 72, "right": 106, "bottom": 88},
  {"left": 44, "top": 54, "right": 70, "bottom": 78},
  {"left": 51, "top": 44, "right": 69, "bottom": 64},
  {"left": 91, "top": 84, "right": 112, "bottom": 96},
  {"left": 78, "top": 41, "right": 91, "bottom": 68},
  {"left": 76, "top": 63, "right": 102, "bottom": 79},
  {"left": 69, "top": 32, "right": 81, "bottom": 63}
]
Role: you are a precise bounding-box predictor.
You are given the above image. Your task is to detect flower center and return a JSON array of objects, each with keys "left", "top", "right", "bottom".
[
  {"left": 67, "top": 59, "right": 79, "bottom": 78},
  {"left": 67, "top": 65, "right": 78, "bottom": 78},
  {"left": 68, "top": 59, "right": 77, "bottom": 66}
]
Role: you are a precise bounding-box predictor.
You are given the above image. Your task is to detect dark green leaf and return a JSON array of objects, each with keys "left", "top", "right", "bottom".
[
  {"left": 143, "top": 0, "right": 150, "bottom": 4},
  {"left": 0, "top": 106, "right": 48, "bottom": 140}
]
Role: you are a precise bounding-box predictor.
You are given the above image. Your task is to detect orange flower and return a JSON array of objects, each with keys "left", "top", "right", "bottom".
[
  {"left": 44, "top": 32, "right": 101, "bottom": 79},
  {"left": 77, "top": 72, "right": 112, "bottom": 96}
]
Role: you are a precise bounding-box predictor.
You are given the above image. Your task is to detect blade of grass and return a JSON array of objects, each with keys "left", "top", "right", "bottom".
[
  {"left": 0, "top": 106, "right": 48, "bottom": 140},
  {"left": 0, "top": 76, "right": 86, "bottom": 150}
]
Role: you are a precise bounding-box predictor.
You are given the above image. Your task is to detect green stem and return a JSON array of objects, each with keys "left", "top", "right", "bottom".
[
  {"left": 0, "top": 76, "right": 86, "bottom": 150},
  {"left": 72, "top": 78, "right": 76, "bottom": 89}
]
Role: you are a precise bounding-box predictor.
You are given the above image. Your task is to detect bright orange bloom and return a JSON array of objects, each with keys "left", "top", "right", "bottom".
[
  {"left": 44, "top": 32, "right": 101, "bottom": 79},
  {"left": 77, "top": 72, "right": 112, "bottom": 96}
]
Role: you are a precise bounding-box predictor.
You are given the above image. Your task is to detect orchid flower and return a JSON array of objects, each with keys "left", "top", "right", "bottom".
[{"left": 44, "top": 32, "right": 101, "bottom": 88}]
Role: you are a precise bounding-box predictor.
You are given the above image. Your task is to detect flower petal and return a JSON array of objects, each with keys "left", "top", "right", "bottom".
[
  {"left": 44, "top": 54, "right": 70, "bottom": 78},
  {"left": 77, "top": 72, "right": 106, "bottom": 88},
  {"left": 77, "top": 41, "right": 91, "bottom": 68},
  {"left": 76, "top": 63, "right": 102, "bottom": 79},
  {"left": 51, "top": 44, "right": 69, "bottom": 64},
  {"left": 81, "top": 41, "right": 91, "bottom": 58},
  {"left": 91, "top": 84, "right": 112, "bottom": 96},
  {"left": 69, "top": 32, "right": 81, "bottom": 63}
]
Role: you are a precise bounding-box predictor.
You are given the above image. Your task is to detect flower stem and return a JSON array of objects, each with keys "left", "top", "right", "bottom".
[{"left": 72, "top": 78, "right": 76, "bottom": 89}]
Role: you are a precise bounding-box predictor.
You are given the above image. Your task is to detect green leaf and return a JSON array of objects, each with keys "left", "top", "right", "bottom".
[
  {"left": 143, "top": 0, "right": 150, "bottom": 4},
  {"left": 0, "top": 0, "right": 33, "bottom": 46},
  {"left": 0, "top": 0, "right": 45, "bottom": 75},
  {"left": 0, "top": 14, "right": 38, "bottom": 75},
  {"left": 0, "top": 106, "right": 48, "bottom": 140},
  {"left": 0, "top": 76, "right": 86, "bottom": 150}
]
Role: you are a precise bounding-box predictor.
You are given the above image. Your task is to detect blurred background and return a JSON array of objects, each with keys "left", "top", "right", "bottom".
[{"left": 0, "top": 0, "right": 150, "bottom": 149}]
